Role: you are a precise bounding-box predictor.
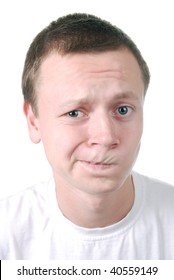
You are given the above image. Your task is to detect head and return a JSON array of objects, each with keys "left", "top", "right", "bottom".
[
  {"left": 23, "top": 13, "right": 150, "bottom": 195},
  {"left": 22, "top": 13, "right": 150, "bottom": 116}
]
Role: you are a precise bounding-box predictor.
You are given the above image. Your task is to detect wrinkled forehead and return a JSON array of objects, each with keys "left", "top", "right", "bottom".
[{"left": 36, "top": 49, "right": 144, "bottom": 90}]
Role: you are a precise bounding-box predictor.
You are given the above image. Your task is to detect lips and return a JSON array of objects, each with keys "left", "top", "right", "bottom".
[
  {"left": 79, "top": 160, "right": 114, "bottom": 171},
  {"left": 83, "top": 161, "right": 111, "bottom": 166}
]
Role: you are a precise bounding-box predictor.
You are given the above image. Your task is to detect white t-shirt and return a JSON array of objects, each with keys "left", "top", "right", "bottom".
[{"left": 0, "top": 172, "right": 174, "bottom": 260}]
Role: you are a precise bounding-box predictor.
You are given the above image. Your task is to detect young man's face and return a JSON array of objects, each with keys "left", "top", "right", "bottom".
[{"left": 25, "top": 50, "right": 145, "bottom": 195}]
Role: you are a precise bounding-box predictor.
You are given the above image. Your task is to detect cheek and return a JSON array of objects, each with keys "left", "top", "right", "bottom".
[
  {"left": 121, "top": 122, "right": 143, "bottom": 153},
  {"left": 43, "top": 125, "right": 86, "bottom": 160}
]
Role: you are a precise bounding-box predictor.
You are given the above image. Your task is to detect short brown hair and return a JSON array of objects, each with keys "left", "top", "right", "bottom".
[{"left": 22, "top": 13, "right": 150, "bottom": 115}]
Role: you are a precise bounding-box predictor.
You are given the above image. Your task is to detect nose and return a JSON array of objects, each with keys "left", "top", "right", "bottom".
[{"left": 87, "top": 112, "right": 119, "bottom": 148}]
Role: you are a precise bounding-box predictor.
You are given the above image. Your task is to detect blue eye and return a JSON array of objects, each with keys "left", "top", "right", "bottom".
[
  {"left": 68, "top": 110, "right": 81, "bottom": 117},
  {"left": 117, "top": 106, "right": 130, "bottom": 115}
]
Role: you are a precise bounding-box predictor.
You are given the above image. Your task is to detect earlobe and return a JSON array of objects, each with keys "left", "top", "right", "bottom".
[{"left": 23, "top": 102, "right": 41, "bottom": 144}]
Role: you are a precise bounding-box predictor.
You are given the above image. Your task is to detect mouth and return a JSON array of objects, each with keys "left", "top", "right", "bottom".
[
  {"left": 79, "top": 160, "right": 114, "bottom": 171},
  {"left": 84, "top": 161, "right": 111, "bottom": 165}
]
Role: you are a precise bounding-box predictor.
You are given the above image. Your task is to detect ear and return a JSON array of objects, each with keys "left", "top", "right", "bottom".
[{"left": 23, "top": 102, "right": 41, "bottom": 144}]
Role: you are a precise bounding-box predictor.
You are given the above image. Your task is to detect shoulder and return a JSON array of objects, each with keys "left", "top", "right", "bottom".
[
  {"left": 0, "top": 178, "right": 54, "bottom": 220},
  {"left": 133, "top": 171, "right": 174, "bottom": 193},
  {"left": 0, "top": 178, "right": 55, "bottom": 259},
  {"left": 133, "top": 171, "right": 174, "bottom": 211}
]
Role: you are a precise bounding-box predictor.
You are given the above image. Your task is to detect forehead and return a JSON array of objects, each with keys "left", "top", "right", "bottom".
[{"left": 36, "top": 50, "right": 144, "bottom": 100}]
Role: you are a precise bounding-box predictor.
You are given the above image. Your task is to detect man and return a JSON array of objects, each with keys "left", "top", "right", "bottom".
[{"left": 0, "top": 13, "right": 174, "bottom": 259}]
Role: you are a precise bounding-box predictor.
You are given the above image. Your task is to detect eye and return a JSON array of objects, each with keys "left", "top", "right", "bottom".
[
  {"left": 67, "top": 110, "right": 83, "bottom": 118},
  {"left": 117, "top": 106, "right": 132, "bottom": 116}
]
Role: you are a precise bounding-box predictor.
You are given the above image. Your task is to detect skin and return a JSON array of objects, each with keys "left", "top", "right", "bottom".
[{"left": 24, "top": 49, "right": 145, "bottom": 228}]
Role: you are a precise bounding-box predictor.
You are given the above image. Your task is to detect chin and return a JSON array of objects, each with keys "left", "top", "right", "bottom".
[{"left": 76, "top": 176, "right": 127, "bottom": 195}]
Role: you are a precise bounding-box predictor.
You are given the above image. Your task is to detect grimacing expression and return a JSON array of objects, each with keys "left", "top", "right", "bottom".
[{"left": 25, "top": 49, "right": 145, "bottom": 195}]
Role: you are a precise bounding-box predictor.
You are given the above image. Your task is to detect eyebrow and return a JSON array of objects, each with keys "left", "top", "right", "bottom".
[
  {"left": 61, "top": 91, "right": 139, "bottom": 108},
  {"left": 113, "top": 92, "right": 139, "bottom": 100}
]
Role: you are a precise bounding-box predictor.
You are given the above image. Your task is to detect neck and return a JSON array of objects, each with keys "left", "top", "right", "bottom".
[{"left": 54, "top": 175, "right": 134, "bottom": 228}]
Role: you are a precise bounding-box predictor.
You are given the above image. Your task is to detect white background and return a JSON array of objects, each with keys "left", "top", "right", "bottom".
[{"left": 0, "top": 0, "right": 173, "bottom": 198}]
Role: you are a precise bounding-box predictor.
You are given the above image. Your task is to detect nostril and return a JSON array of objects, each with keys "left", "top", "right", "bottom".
[
  {"left": 111, "top": 143, "right": 119, "bottom": 149},
  {"left": 88, "top": 137, "right": 119, "bottom": 148}
]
